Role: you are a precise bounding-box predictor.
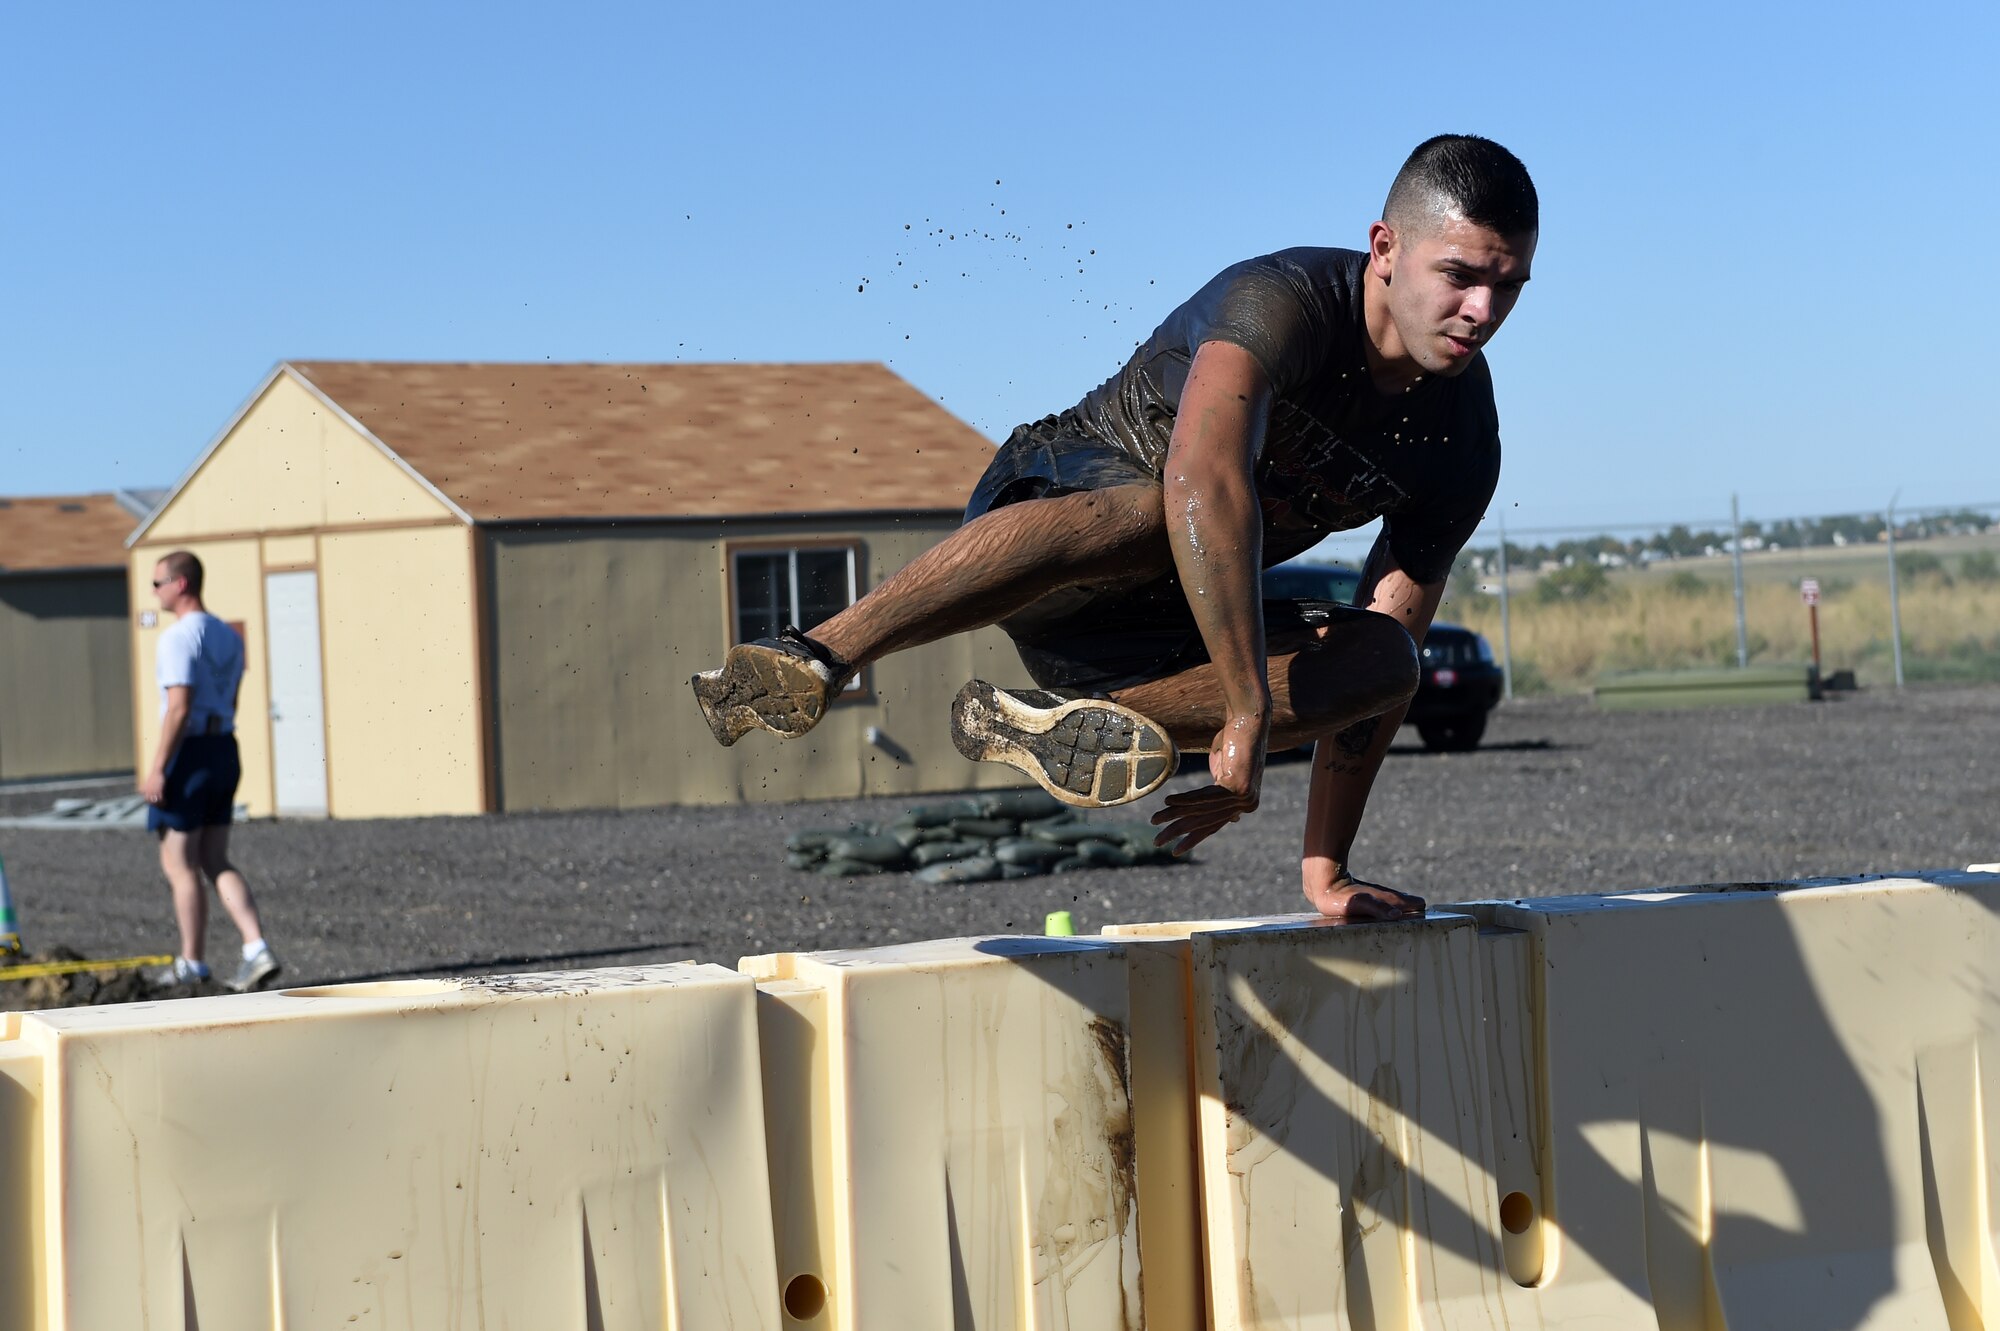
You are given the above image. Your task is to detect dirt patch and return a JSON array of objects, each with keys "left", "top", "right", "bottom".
[{"left": 1, "top": 947, "right": 228, "bottom": 1011}]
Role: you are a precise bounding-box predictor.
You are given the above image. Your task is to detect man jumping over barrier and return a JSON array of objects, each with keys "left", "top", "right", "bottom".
[{"left": 694, "top": 135, "right": 1536, "bottom": 920}]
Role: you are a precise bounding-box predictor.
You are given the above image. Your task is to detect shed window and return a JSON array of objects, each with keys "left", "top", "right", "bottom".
[{"left": 731, "top": 546, "right": 860, "bottom": 689}]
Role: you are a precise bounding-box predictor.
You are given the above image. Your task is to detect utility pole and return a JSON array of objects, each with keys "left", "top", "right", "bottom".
[
  {"left": 1730, "top": 492, "right": 1749, "bottom": 667},
  {"left": 1496, "top": 516, "right": 1514, "bottom": 701},
  {"left": 1886, "top": 491, "right": 1905, "bottom": 689}
]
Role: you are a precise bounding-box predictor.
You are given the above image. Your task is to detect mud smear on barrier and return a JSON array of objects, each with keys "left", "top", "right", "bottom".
[
  {"left": 1036, "top": 1010, "right": 1136, "bottom": 1244},
  {"left": 1088, "top": 1012, "right": 1139, "bottom": 1230},
  {"left": 1055, "top": 1012, "right": 1137, "bottom": 1331},
  {"left": 460, "top": 966, "right": 688, "bottom": 997}
]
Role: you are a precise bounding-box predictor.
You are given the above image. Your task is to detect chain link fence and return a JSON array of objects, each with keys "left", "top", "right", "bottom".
[{"left": 1303, "top": 499, "right": 2000, "bottom": 696}]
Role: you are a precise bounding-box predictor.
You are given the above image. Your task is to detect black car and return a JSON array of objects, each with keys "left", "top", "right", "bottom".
[
  {"left": 1406, "top": 622, "right": 1503, "bottom": 750},
  {"left": 1262, "top": 561, "right": 1502, "bottom": 751}
]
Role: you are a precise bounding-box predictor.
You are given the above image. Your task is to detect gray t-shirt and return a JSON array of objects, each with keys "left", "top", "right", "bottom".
[
  {"left": 1039, "top": 247, "right": 1502, "bottom": 583},
  {"left": 156, "top": 611, "right": 245, "bottom": 734}
]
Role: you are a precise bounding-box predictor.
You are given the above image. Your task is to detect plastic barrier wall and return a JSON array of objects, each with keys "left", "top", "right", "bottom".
[
  {"left": 3, "top": 869, "right": 1998, "bottom": 1328},
  {"left": 0, "top": 966, "right": 781, "bottom": 1330}
]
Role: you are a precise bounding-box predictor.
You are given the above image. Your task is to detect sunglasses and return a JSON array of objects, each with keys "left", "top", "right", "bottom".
[{"left": 151, "top": 578, "right": 176, "bottom": 588}]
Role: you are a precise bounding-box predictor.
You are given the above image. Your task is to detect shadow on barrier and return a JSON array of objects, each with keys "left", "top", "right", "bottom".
[
  {"left": 1500, "top": 872, "right": 2000, "bottom": 1327},
  {"left": 0, "top": 1031, "right": 43, "bottom": 1331},
  {"left": 1471, "top": 882, "right": 1893, "bottom": 1328},
  {"left": 979, "top": 871, "right": 2000, "bottom": 1328}
]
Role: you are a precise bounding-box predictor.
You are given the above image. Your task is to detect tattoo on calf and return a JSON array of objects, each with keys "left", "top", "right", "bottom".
[
  {"left": 1334, "top": 716, "right": 1381, "bottom": 757},
  {"left": 1322, "top": 716, "right": 1382, "bottom": 773}
]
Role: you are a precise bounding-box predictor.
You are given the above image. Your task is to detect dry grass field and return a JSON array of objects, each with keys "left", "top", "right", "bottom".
[{"left": 1447, "top": 533, "right": 2000, "bottom": 693}]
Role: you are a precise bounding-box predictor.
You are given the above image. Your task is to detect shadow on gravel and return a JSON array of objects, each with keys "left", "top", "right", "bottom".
[
  {"left": 320, "top": 941, "right": 698, "bottom": 986},
  {"left": 1391, "top": 738, "right": 1567, "bottom": 756},
  {"left": 1269, "top": 738, "right": 1567, "bottom": 765}
]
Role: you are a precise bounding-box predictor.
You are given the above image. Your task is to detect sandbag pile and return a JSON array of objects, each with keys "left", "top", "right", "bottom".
[{"left": 784, "top": 789, "right": 1184, "bottom": 884}]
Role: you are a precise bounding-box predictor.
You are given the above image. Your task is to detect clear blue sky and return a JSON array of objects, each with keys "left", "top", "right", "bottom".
[{"left": 4, "top": 0, "right": 1995, "bottom": 535}]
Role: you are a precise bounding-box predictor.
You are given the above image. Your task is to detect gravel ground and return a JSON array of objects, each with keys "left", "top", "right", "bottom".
[{"left": 1, "top": 685, "right": 1993, "bottom": 994}]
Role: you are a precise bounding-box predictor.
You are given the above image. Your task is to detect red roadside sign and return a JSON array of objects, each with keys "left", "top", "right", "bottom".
[{"left": 1801, "top": 578, "right": 1821, "bottom": 606}]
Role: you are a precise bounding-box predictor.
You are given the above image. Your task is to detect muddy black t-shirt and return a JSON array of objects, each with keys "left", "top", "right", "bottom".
[{"left": 1042, "top": 247, "right": 1501, "bottom": 584}]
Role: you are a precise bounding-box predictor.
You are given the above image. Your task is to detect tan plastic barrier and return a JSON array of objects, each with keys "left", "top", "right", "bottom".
[
  {"left": 9, "top": 871, "right": 1999, "bottom": 1328},
  {"left": 742, "top": 934, "right": 1201, "bottom": 1330},
  {"left": 0, "top": 965, "right": 780, "bottom": 1331},
  {"left": 1466, "top": 872, "right": 2000, "bottom": 1329},
  {"left": 1106, "top": 911, "right": 1542, "bottom": 1328},
  {"left": 1114, "top": 871, "right": 2000, "bottom": 1329}
]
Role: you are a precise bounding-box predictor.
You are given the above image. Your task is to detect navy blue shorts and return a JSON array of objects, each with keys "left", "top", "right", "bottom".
[
  {"left": 964, "top": 428, "right": 1370, "bottom": 693},
  {"left": 148, "top": 734, "right": 242, "bottom": 834}
]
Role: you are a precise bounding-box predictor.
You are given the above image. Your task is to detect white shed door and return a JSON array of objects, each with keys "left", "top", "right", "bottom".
[{"left": 264, "top": 571, "right": 328, "bottom": 816}]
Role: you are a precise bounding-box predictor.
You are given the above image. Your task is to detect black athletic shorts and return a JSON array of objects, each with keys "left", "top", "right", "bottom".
[
  {"left": 147, "top": 733, "right": 241, "bottom": 834},
  {"left": 965, "top": 426, "right": 1371, "bottom": 693}
]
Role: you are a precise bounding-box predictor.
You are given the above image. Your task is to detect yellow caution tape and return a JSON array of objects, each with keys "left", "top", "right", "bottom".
[{"left": 0, "top": 954, "right": 175, "bottom": 982}]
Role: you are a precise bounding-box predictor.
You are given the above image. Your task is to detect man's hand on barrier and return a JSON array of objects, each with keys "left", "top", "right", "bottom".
[
  {"left": 1152, "top": 711, "right": 1268, "bottom": 856},
  {"left": 1302, "top": 868, "right": 1425, "bottom": 920}
]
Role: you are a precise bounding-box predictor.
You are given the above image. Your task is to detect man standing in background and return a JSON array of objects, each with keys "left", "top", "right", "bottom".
[{"left": 142, "top": 550, "right": 283, "bottom": 991}]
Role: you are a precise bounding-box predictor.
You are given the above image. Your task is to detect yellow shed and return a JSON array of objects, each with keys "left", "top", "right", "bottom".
[
  {"left": 1, "top": 492, "right": 149, "bottom": 781},
  {"left": 127, "top": 361, "right": 1027, "bottom": 818}
]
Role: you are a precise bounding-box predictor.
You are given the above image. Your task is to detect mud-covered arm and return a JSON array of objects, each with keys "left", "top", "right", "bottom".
[
  {"left": 1166, "top": 340, "right": 1272, "bottom": 725},
  {"left": 1149, "top": 340, "right": 1275, "bottom": 855},
  {"left": 1299, "top": 541, "right": 1443, "bottom": 915}
]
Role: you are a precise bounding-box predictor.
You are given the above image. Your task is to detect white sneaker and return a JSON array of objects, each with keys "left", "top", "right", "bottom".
[
  {"left": 950, "top": 681, "right": 1178, "bottom": 807},
  {"left": 150, "top": 957, "right": 212, "bottom": 986},
  {"left": 229, "top": 946, "right": 283, "bottom": 993}
]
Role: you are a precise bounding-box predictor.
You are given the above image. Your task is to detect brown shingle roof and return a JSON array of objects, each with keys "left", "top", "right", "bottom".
[
  {"left": 287, "top": 361, "right": 999, "bottom": 523},
  {"left": 0, "top": 493, "right": 138, "bottom": 574}
]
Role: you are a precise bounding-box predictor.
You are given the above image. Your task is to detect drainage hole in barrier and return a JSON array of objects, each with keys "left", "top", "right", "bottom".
[
  {"left": 1499, "top": 1190, "right": 1535, "bottom": 1234},
  {"left": 784, "top": 1273, "right": 827, "bottom": 1320}
]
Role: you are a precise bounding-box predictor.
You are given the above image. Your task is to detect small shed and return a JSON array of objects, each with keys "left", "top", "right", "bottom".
[
  {"left": 0, "top": 493, "right": 149, "bottom": 781},
  {"left": 127, "top": 361, "right": 1024, "bottom": 818}
]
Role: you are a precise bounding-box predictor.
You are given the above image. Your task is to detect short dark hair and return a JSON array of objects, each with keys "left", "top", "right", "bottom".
[
  {"left": 159, "top": 550, "right": 203, "bottom": 597},
  {"left": 1383, "top": 135, "right": 1538, "bottom": 238}
]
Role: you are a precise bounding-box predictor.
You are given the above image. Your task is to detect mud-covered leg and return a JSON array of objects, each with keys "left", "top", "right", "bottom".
[
  {"left": 810, "top": 483, "right": 1169, "bottom": 667},
  {"left": 942, "top": 608, "right": 1420, "bottom": 808},
  {"left": 692, "top": 484, "right": 1171, "bottom": 747},
  {"left": 1129, "top": 611, "right": 1420, "bottom": 854},
  {"left": 1111, "top": 613, "right": 1419, "bottom": 751}
]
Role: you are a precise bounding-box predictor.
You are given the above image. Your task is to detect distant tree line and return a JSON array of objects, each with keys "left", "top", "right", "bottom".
[{"left": 1463, "top": 507, "right": 1998, "bottom": 575}]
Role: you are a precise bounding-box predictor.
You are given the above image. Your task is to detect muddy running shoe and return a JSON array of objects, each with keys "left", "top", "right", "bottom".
[
  {"left": 690, "top": 626, "right": 853, "bottom": 747},
  {"left": 229, "top": 944, "right": 283, "bottom": 993},
  {"left": 950, "top": 680, "right": 1177, "bottom": 807}
]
